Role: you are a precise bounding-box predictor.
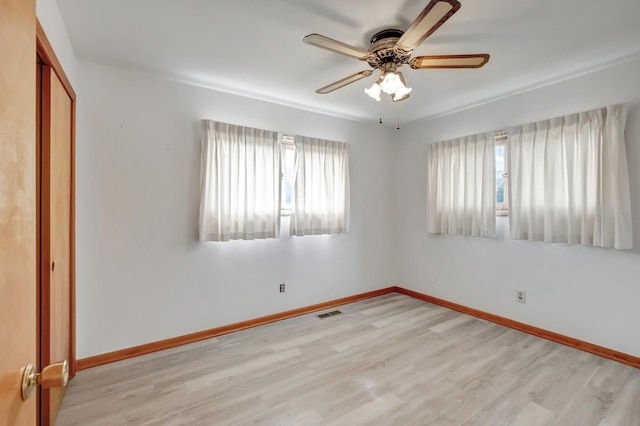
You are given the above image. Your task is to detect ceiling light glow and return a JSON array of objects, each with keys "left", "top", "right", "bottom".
[{"left": 365, "top": 69, "right": 411, "bottom": 102}]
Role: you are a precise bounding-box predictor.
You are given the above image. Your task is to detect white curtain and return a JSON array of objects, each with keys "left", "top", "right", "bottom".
[
  {"left": 427, "top": 133, "right": 496, "bottom": 237},
  {"left": 199, "top": 120, "right": 281, "bottom": 242},
  {"left": 290, "top": 136, "right": 350, "bottom": 236},
  {"left": 509, "top": 104, "right": 632, "bottom": 249}
]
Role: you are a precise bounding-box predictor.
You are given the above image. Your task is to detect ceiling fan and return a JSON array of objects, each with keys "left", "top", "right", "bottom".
[{"left": 303, "top": 0, "right": 489, "bottom": 102}]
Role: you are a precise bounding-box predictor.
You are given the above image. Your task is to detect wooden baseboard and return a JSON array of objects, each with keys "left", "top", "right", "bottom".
[
  {"left": 78, "top": 285, "right": 640, "bottom": 371},
  {"left": 394, "top": 286, "right": 640, "bottom": 369},
  {"left": 77, "top": 287, "right": 396, "bottom": 370}
]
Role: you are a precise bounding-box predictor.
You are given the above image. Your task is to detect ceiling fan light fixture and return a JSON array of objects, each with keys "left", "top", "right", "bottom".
[
  {"left": 368, "top": 69, "right": 411, "bottom": 102},
  {"left": 365, "top": 62, "right": 412, "bottom": 102}
]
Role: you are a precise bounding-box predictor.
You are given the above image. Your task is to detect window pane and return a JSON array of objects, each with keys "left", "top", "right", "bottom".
[
  {"left": 496, "top": 144, "right": 505, "bottom": 204},
  {"left": 282, "top": 147, "right": 295, "bottom": 210}
]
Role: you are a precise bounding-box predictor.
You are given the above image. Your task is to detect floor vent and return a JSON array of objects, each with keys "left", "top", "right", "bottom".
[{"left": 317, "top": 310, "right": 342, "bottom": 319}]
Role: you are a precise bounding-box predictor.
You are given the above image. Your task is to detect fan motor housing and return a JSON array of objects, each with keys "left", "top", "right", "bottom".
[
  {"left": 367, "top": 28, "right": 412, "bottom": 68},
  {"left": 370, "top": 28, "right": 404, "bottom": 44}
]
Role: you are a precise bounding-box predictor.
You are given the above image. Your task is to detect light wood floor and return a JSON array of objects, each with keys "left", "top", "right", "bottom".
[{"left": 56, "top": 294, "right": 640, "bottom": 425}]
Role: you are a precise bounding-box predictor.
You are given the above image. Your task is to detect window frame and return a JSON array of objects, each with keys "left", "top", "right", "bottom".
[{"left": 495, "top": 131, "right": 509, "bottom": 216}]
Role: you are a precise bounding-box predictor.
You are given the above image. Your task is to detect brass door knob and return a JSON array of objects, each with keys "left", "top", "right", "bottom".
[{"left": 21, "top": 360, "right": 69, "bottom": 401}]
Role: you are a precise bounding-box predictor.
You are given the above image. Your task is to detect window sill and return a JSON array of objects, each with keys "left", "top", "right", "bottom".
[{"left": 496, "top": 210, "right": 509, "bottom": 217}]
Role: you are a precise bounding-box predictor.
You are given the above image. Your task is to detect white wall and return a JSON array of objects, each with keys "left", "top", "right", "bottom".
[
  {"left": 75, "top": 61, "right": 396, "bottom": 358},
  {"left": 75, "top": 52, "right": 640, "bottom": 359},
  {"left": 395, "top": 56, "right": 640, "bottom": 357},
  {"left": 36, "top": 0, "right": 77, "bottom": 87}
]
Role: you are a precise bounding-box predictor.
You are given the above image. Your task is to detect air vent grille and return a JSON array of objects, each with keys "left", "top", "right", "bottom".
[{"left": 317, "top": 310, "right": 342, "bottom": 319}]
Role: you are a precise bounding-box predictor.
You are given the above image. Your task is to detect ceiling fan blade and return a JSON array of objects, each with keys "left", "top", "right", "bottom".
[
  {"left": 316, "top": 70, "right": 374, "bottom": 94},
  {"left": 396, "top": 0, "right": 461, "bottom": 52},
  {"left": 409, "top": 54, "right": 490, "bottom": 69},
  {"left": 303, "top": 34, "right": 372, "bottom": 60}
]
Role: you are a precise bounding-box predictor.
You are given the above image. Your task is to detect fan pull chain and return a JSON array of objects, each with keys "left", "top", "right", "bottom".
[{"left": 375, "top": 114, "right": 401, "bottom": 128}]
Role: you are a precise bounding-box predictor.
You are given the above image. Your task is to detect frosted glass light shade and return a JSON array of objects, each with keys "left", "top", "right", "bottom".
[
  {"left": 380, "top": 72, "right": 400, "bottom": 94},
  {"left": 364, "top": 83, "right": 382, "bottom": 101},
  {"left": 393, "top": 81, "right": 412, "bottom": 101}
]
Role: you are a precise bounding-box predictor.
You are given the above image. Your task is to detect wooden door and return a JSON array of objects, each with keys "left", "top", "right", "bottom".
[
  {"left": 0, "top": 0, "right": 38, "bottom": 424},
  {"left": 40, "top": 65, "right": 74, "bottom": 425}
]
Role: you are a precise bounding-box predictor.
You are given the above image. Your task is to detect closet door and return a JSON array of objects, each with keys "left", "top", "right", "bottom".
[{"left": 41, "top": 64, "right": 74, "bottom": 425}]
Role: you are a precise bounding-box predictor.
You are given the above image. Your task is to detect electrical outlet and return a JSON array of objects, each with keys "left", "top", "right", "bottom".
[
  {"left": 516, "top": 289, "right": 526, "bottom": 303},
  {"left": 279, "top": 283, "right": 285, "bottom": 293}
]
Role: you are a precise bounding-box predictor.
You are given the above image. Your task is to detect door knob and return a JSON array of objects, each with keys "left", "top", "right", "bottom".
[{"left": 20, "top": 360, "right": 69, "bottom": 401}]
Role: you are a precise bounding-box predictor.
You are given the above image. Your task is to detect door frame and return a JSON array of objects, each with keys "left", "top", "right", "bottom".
[{"left": 36, "top": 17, "right": 77, "bottom": 418}]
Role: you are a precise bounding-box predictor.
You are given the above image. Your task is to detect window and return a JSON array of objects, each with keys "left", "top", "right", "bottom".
[
  {"left": 495, "top": 131, "right": 509, "bottom": 215},
  {"left": 508, "top": 105, "right": 632, "bottom": 248},
  {"left": 426, "top": 133, "right": 496, "bottom": 237},
  {"left": 280, "top": 136, "right": 296, "bottom": 215},
  {"left": 289, "top": 136, "right": 350, "bottom": 236},
  {"left": 199, "top": 123, "right": 350, "bottom": 240},
  {"left": 198, "top": 120, "right": 281, "bottom": 242}
]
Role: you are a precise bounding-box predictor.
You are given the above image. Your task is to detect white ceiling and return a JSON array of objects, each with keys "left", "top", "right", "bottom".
[{"left": 57, "top": 0, "right": 640, "bottom": 125}]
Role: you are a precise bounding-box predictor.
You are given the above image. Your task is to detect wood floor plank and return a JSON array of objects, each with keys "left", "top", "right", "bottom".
[{"left": 56, "top": 294, "right": 640, "bottom": 425}]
